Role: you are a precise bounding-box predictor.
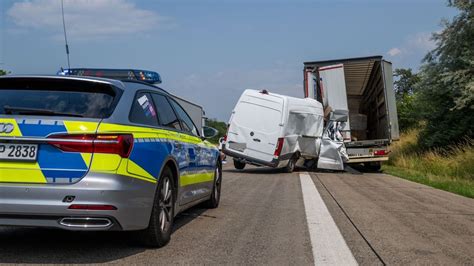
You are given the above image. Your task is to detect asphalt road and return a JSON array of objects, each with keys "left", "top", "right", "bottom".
[{"left": 0, "top": 163, "right": 473, "bottom": 265}]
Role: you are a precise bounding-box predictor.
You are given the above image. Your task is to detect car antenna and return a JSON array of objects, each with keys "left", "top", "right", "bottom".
[{"left": 61, "top": 0, "right": 71, "bottom": 69}]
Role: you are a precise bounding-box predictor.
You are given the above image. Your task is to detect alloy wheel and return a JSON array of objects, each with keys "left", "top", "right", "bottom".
[{"left": 159, "top": 176, "right": 173, "bottom": 232}]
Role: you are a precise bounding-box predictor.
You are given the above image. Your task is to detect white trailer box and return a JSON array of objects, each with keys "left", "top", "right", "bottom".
[
  {"left": 303, "top": 56, "right": 400, "bottom": 170},
  {"left": 223, "top": 89, "right": 324, "bottom": 172}
]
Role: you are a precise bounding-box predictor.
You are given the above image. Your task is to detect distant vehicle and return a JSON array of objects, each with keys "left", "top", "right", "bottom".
[
  {"left": 223, "top": 89, "right": 324, "bottom": 172},
  {"left": 304, "top": 56, "right": 399, "bottom": 170},
  {"left": 0, "top": 75, "right": 221, "bottom": 247}
]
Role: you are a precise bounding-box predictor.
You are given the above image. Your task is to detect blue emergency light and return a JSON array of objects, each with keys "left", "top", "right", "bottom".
[{"left": 57, "top": 68, "right": 162, "bottom": 84}]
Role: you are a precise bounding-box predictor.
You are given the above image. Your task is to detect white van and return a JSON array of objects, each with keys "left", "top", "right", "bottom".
[{"left": 223, "top": 89, "right": 324, "bottom": 172}]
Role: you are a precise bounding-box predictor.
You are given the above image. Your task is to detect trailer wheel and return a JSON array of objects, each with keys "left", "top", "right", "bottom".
[
  {"left": 233, "top": 159, "right": 246, "bottom": 170},
  {"left": 364, "top": 162, "right": 381, "bottom": 172}
]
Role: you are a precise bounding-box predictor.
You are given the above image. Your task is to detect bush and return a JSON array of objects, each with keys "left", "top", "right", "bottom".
[
  {"left": 415, "top": 1, "right": 474, "bottom": 149},
  {"left": 205, "top": 119, "right": 227, "bottom": 144}
]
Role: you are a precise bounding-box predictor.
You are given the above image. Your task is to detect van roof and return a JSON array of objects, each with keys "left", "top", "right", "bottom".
[{"left": 243, "top": 89, "right": 322, "bottom": 110}]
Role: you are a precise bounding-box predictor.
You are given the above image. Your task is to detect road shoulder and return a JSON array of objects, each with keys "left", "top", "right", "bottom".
[{"left": 310, "top": 171, "right": 474, "bottom": 265}]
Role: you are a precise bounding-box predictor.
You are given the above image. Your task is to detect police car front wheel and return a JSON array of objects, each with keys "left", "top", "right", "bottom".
[{"left": 205, "top": 162, "right": 222, "bottom": 209}]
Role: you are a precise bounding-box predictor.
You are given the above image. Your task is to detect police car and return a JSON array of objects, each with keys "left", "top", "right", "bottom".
[{"left": 0, "top": 71, "right": 222, "bottom": 247}]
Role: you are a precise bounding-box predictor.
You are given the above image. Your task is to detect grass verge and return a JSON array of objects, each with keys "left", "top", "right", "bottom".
[
  {"left": 383, "top": 128, "right": 474, "bottom": 198},
  {"left": 382, "top": 165, "right": 474, "bottom": 198}
]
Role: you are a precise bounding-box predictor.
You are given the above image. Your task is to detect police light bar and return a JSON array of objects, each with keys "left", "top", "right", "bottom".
[{"left": 57, "top": 68, "right": 162, "bottom": 84}]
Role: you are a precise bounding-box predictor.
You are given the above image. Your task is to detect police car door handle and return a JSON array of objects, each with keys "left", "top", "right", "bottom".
[{"left": 253, "top": 138, "right": 261, "bottom": 142}]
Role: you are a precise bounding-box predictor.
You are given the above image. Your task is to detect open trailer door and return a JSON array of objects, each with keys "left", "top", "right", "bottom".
[
  {"left": 382, "top": 61, "right": 400, "bottom": 141},
  {"left": 318, "top": 64, "right": 351, "bottom": 141}
]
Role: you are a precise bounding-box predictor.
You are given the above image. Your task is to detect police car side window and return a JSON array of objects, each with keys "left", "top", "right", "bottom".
[
  {"left": 151, "top": 94, "right": 182, "bottom": 130},
  {"left": 169, "top": 98, "right": 199, "bottom": 136},
  {"left": 130, "top": 92, "right": 159, "bottom": 127}
]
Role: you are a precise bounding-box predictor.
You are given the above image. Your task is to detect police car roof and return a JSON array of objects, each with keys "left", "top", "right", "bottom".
[{"left": 0, "top": 75, "right": 169, "bottom": 94}]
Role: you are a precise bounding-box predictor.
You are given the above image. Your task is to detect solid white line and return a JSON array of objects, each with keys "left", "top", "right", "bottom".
[{"left": 300, "top": 172, "right": 358, "bottom": 266}]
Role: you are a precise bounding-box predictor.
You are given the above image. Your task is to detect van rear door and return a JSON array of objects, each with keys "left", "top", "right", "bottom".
[{"left": 227, "top": 92, "right": 283, "bottom": 163}]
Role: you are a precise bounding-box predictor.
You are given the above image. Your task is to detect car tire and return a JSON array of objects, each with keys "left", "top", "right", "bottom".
[
  {"left": 233, "top": 159, "right": 246, "bottom": 170},
  {"left": 284, "top": 154, "right": 299, "bottom": 173},
  {"left": 138, "top": 167, "right": 175, "bottom": 248},
  {"left": 205, "top": 162, "right": 222, "bottom": 209}
]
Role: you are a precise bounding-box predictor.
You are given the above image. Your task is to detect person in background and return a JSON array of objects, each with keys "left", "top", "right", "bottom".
[{"left": 218, "top": 137, "right": 227, "bottom": 164}]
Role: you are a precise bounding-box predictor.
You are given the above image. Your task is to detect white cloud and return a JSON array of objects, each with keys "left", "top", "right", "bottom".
[
  {"left": 386, "top": 32, "right": 438, "bottom": 68},
  {"left": 407, "top": 32, "right": 436, "bottom": 52},
  {"left": 387, "top": 32, "right": 436, "bottom": 58},
  {"left": 7, "top": 0, "right": 170, "bottom": 40},
  {"left": 387, "top": 47, "right": 402, "bottom": 57}
]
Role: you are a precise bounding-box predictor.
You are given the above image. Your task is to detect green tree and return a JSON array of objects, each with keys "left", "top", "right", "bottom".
[
  {"left": 205, "top": 119, "right": 227, "bottom": 144},
  {"left": 0, "top": 69, "right": 8, "bottom": 76},
  {"left": 416, "top": 0, "right": 474, "bottom": 149},
  {"left": 394, "top": 68, "right": 421, "bottom": 132}
]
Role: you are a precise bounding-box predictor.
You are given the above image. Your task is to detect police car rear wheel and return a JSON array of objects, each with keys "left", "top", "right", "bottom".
[
  {"left": 206, "top": 162, "right": 222, "bottom": 209},
  {"left": 139, "top": 167, "right": 175, "bottom": 247}
]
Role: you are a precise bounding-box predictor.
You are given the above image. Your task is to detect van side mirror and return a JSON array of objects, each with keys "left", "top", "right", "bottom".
[
  {"left": 329, "top": 109, "right": 349, "bottom": 122},
  {"left": 202, "top": 126, "right": 219, "bottom": 139}
]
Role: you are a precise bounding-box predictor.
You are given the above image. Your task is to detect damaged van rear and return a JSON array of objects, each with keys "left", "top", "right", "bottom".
[{"left": 223, "top": 89, "right": 324, "bottom": 172}]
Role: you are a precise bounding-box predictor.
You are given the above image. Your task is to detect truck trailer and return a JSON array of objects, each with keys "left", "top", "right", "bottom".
[{"left": 303, "top": 56, "right": 399, "bottom": 170}]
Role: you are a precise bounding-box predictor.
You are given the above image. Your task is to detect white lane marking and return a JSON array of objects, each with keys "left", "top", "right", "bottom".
[{"left": 300, "top": 172, "right": 358, "bottom": 266}]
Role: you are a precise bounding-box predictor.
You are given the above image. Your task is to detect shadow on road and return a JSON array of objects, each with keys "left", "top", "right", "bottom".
[
  {"left": 0, "top": 205, "right": 208, "bottom": 264},
  {"left": 224, "top": 167, "right": 289, "bottom": 175}
]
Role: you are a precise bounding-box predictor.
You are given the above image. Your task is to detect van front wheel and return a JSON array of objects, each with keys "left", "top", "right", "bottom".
[
  {"left": 284, "top": 154, "right": 299, "bottom": 173},
  {"left": 233, "top": 159, "right": 246, "bottom": 170}
]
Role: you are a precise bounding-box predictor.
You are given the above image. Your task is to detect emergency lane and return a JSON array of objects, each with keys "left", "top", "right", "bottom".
[
  {"left": 0, "top": 163, "right": 313, "bottom": 265},
  {"left": 311, "top": 171, "right": 474, "bottom": 265}
]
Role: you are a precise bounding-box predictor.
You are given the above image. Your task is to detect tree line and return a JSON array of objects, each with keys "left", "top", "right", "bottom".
[{"left": 394, "top": 0, "right": 473, "bottom": 150}]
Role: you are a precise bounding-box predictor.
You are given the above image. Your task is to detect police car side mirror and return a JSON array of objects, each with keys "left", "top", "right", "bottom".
[{"left": 202, "top": 126, "right": 218, "bottom": 140}]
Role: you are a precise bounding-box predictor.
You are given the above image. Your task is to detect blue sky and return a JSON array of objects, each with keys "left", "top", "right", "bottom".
[{"left": 0, "top": 0, "right": 459, "bottom": 121}]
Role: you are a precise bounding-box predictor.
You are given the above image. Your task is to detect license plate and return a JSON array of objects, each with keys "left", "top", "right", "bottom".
[
  {"left": 229, "top": 142, "right": 247, "bottom": 152},
  {"left": 0, "top": 143, "right": 38, "bottom": 161},
  {"left": 347, "top": 148, "right": 372, "bottom": 157}
]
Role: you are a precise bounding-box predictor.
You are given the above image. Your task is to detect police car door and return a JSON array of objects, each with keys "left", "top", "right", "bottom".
[{"left": 168, "top": 98, "right": 213, "bottom": 204}]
